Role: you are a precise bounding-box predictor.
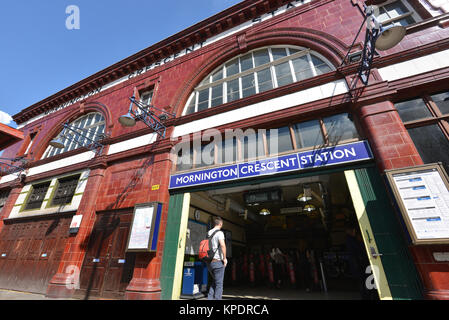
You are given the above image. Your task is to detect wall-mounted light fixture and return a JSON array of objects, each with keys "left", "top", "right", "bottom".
[
  {"left": 118, "top": 96, "right": 175, "bottom": 139},
  {"left": 340, "top": 5, "right": 406, "bottom": 86},
  {"left": 303, "top": 204, "right": 316, "bottom": 212},
  {"left": 297, "top": 184, "right": 312, "bottom": 202},
  {"left": 0, "top": 157, "right": 29, "bottom": 175},
  {"left": 49, "top": 122, "right": 105, "bottom": 155}
]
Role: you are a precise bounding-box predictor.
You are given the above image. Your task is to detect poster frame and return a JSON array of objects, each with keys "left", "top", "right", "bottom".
[
  {"left": 385, "top": 163, "right": 449, "bottom": 245},
  {"left": 126, "top": 202, "right": 163, "bottom": 252}
]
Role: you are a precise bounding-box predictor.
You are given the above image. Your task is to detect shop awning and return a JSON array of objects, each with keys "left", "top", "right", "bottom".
[{"left": 0, "top": 123, "right": 24, "bottom": 151}]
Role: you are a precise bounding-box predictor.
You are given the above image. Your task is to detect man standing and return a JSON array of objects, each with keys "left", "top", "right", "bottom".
[{"left": 207, "top": 216, "right": 227, "bottom": 300}]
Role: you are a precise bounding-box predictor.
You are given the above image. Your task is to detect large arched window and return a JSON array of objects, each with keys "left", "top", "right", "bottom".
[
  {"left": 183, "top": 46, "right": 334, "bottom": 115},
  {"left": 42, "top": 112, "right": 105, "bottom": 159}
]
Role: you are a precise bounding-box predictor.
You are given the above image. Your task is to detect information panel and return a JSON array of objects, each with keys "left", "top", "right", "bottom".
[
  {"left": 126, "top": 202, "right": 163, "bottom": 252},
  {"left": 386, "top": 163, "right": 449, "bottom": 244}
]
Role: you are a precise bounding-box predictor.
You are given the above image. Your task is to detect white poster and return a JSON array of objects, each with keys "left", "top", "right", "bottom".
[
  {"left": 128, "top": 206, "right": 154, "bottom": 250},
  {"left": 392, "top": 168, "right": 449, "bottom": 240},
  {"left": 70, "top": 215, "right": 83, "bottom": 229}
]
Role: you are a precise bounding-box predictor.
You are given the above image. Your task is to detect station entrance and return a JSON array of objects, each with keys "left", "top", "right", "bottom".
[{"left": 180, "top": 171, "right": 381, "bottom": 300}]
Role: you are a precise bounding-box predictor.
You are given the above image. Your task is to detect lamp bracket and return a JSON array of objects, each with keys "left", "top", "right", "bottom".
[
  {"left": 60, "top": 122, "right": 105, "bottom": 155},
  {"left": 0, "top": 157, "right": 29, "bottom": 175},
  {"left": 127, "top": 96, "right": 176, "bottom": 139}
]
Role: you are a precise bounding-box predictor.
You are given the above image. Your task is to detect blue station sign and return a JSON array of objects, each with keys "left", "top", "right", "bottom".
[{"left": 169, "top": 140, "right": 373, "bottom": 189}]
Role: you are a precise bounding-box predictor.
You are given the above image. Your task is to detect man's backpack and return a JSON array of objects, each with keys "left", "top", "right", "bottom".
[{"left": 198, "top": 230, "right": 220, "bottom": 263}]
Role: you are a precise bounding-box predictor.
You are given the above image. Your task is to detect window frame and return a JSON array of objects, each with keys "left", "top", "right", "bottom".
[
  {"left": 22, "top": 181, "right": 51, "bottom": 212},
  {"left": 395, "top": 92, "right": 449, "bottom": 173},
  {"left": 139, "top": 89, "right": 154, "bottom": 106},
  {"left": 24, "top": 132, "right": 37, "bottom": 155},
  {"left": 396, "top": 93, "right": 449, "bottom": 141},
  {"left": 375, "top": 0, "right": 421, "bottom": 27},
  {"left": 48, "top": 174, "right": 81, "bottom": 208},
  {"left": 174, "top": 112, "right": 360, "bottom": 172},
  {"left": 182, "top": 46, "right": 335, "bottom": 116},
  {"left": 42, "top": 112, "right": 106, "bottom": 159}
]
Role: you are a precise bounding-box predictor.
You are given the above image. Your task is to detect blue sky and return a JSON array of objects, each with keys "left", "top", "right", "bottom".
[{"left": 0, "top": 0, "right": 241, "bottom": 127}]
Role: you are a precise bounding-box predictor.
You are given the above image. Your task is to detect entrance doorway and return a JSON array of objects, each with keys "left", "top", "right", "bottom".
[
  {"left": 181, "top": 171, "right": 380, "bottom": 300},
  {"left": 75, "top": 210, "right": 136, "bottom": 300}
]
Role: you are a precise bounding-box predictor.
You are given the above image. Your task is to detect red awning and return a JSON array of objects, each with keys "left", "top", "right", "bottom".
[{"left": 0, "top": 123, "right": 24, "bottom": 151}]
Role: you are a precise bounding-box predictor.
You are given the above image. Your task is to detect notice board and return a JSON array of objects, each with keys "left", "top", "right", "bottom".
[{"left": 385, "top": 163, "right": 449, "bottom": 244}]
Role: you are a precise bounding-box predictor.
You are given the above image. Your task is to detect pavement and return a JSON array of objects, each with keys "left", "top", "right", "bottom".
[
  {"left": 0, "top": 287, "right": 362, "bottom": 300},
  {"left": 0, "top": 289, "right": 77, "bottom": 300},
  {"left": 182, "top": 286, "right": 363, "bottom": 300}
]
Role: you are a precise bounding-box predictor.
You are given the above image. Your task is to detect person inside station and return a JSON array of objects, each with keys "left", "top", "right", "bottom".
[
  {"left": 270, "top": 247, "right": 287, "bottom": 289},
  {"left": 295, "top": 240, "right": 312, "bottom": 292}
]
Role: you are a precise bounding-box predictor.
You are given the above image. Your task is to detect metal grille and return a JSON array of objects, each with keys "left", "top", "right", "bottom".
[
  {"left": 25, "top": 182, "right": 50, "bottom": 210},
  {"left": 51, "top": 175, "right": 80, "bottom": 206}
]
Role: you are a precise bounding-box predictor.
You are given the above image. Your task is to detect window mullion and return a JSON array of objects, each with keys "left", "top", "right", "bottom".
[
  {"left": 381, "top": 12, "right": 413, "bottom": 25},
  {"left": 238, "top": 57, "right": 243, "bottom": 99},
  {"left": 194, "top": 92, "right": 199, "bottom": 113},
  {"left": 307, "top": 53, "right": 318, "bottom": 77},
  {"left": 254, "top": 71, "right": 260, "bottom": 94},
  {"left": 208, "top": 87, "right": 212, "bottom": 109},
  {"left": 319, "top": 118, "right": 329, "bottom": 145},
  {"left": 238, "top": 77, "right": 243, "bottom": 99},
  {"left": 425, "top": 95, "right": 443, "bottom": 118},
  {"left": 289, "top": 125, "right": 298, "bottom": 150},
  {"left": 271, "top": 64, "right": 278, "bottom": 88},
  {"left": 289, "top": 59, "right": 297, "bottom": 83}
]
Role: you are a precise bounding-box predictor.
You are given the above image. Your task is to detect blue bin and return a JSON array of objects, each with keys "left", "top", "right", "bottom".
[{"left": 181, "top": 264, "right": 196, "bottom": 295}]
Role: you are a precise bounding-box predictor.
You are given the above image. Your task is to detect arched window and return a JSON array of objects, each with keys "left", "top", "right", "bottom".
[
  {"left": 183, "top": 46, "right": 334, "bottom": 115},
  {"left": 43, "top": 112, "right": 105, "bottom": 159}
]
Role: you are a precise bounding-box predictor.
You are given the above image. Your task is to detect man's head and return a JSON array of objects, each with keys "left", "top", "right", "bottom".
[{"left": 213, "top": 216, "right": 223, "bottom": 229}]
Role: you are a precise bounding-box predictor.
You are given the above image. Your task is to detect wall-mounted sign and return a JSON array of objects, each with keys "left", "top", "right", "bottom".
[
  {"left": 69, "top": 215, "right": 83, "bottom": 234},
  {"left": 126, "top": 202, "right": 163, "bottom": 252},
  {"left": 169, "top": 140, "right": 373, "bottom": 189},
  {"left": 433, "top": 252, "right": 449, "bottom": 262},
  {"left": 385, "top": 163, "right": 449, "bottom": 245}
]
